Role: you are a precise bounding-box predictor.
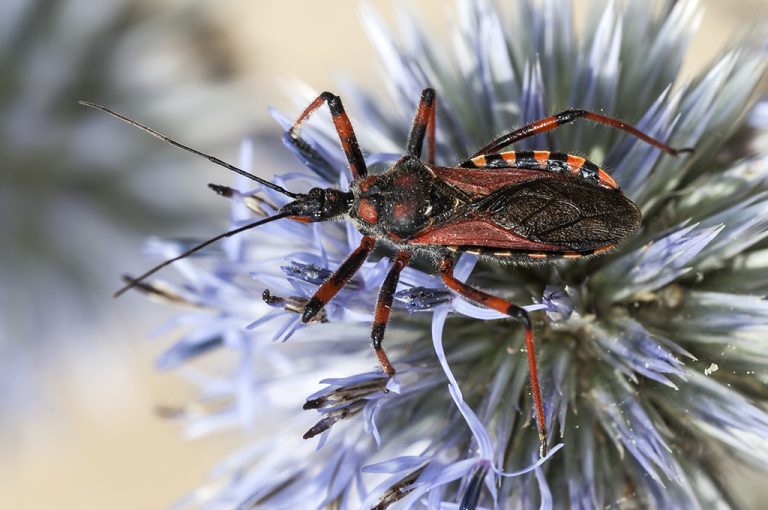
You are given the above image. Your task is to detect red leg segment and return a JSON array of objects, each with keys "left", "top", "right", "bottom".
[
  {"left": 289, "top": 92, "right": 368, "bottom": 180},
  {"left": 468, "top": 108, "right": 694, "bottom": 161},
  {"left": 406, "top": 88, "right": 437, "bottom": 164},
  {"left": 371, "top": 251, "right": 412, "bottom": 375},
  {"left": 438, "top": 257, "right": 548, "bottom": 455},
  {"left": 302, "top": 236, "right": 376, "bottom": 322}
]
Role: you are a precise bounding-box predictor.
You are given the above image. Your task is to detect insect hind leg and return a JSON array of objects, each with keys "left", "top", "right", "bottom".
[
  {"left": 467, "top": 108, "right": 694, "bottom": 161},
  {"left": 438, "top": 256, "right": 548, "bottom": 456},
  {"left": 371, "top": 251, "right": 413, "bottom": 376}
]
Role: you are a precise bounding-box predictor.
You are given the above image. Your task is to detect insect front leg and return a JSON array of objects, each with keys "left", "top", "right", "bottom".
[
  {"left": 371, "top": 251, "right": 413, "bottom": 376},
  {"left": 287, "top": 92, "right": 368, "bottom": 180},
  {"left": 438, "top": 256, "right": 548, "bottom": 456},
  {"left": 406, "top": 88, "right": 437, "bottom": 165},
  {"left": 302, "top": 236, "right": 376, "bottom": 322},
  {"left": 467, "top": 108, "right": 694, "bottom": 160}
]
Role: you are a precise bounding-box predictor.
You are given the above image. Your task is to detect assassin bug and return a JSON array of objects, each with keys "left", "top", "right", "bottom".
[{"left": 80, "top": 88, "right": 692, "bottom": 455}]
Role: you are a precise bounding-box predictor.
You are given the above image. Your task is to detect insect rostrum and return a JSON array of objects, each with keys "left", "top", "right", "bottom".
[{"left": 81, "top": 87, "right": 691, "bottom": 457}]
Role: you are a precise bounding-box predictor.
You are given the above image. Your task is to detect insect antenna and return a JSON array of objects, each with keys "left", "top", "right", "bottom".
[
  {"left": 78, "top": 101, "right": 301, "bottom": 199},
  {"left": 114, "top": 212, "right": 291, "bottom": 298}
]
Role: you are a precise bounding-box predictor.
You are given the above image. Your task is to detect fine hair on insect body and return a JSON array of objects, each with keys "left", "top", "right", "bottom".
[{"left": 80, "top": 88, "right": 692, "bottom": 456}]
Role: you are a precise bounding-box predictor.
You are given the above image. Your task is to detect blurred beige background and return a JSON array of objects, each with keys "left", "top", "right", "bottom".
[{"left": 2, "top": 1, "right": 766, "bottom": 509}]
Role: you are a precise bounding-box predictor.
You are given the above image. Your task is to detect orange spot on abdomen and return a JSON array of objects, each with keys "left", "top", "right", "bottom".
[
  {"left": 533, "top": 151, "right": 550, "bottom": 165},
  {"left": 597, "top": 169, "right": 617, "bottom": 189}
]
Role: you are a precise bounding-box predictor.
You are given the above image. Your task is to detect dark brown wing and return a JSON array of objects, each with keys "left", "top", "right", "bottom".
[{"left": 412, "top": 173, "right": 641, "bottom": 253}]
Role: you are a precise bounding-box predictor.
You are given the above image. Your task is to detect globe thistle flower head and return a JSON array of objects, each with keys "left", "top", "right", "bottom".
[{"left": 135, "top": 1, "right": 768, "bottom": 508}]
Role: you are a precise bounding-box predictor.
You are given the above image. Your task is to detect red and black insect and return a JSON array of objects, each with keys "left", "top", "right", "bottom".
[{"left": 81, "top": 89, "right": 692, "bottom": 454}]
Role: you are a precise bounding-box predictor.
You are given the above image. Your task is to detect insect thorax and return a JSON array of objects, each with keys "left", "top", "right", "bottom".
[{"left": 348, "top": 157, "right": 459, "bottom": 242}]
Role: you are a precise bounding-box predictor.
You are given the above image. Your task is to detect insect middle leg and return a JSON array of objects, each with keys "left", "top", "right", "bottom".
[
  {"left": 467, "top": 108, "right": 694, "bottom": 160},
  {"left": 406, "top": 88, "right": 437, "bottom": 164},
  {"left": 371, "top": 251, "right": 413, "bottom": 376},
  {"left": 302, "top": 236, "right": 377, "bottom": 322},
  {"left": 438, "top": 256, "right": 548, "bottom": 455},
  {"left": 288, "top": 92, "right": 368, "bottom": 180}
]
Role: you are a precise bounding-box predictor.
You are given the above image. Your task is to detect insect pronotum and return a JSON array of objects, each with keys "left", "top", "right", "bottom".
[{"left": 80, "top": 89, "right": 692, "bottom": 455}]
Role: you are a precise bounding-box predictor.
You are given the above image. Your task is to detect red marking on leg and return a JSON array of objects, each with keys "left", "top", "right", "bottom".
[
  {"left": 407, "top": 88, "right": 437, "bottom": 160},
  {"left": 289, "top": 92, "right": 368, "bottom": 180},
  {"left": 293, "top": 95, "right": 327, "bottom": 129},
  {"left": 376, "top": 349, "right": 395, "bottom": 376},
  {"left": 471, "top": 109, "right": 692, "bottom": 159},
  {"left": 525, "top": 327, "right": 546, "bottom": 444},
  {"left": 523, "top": 116, "right": 560, "bottom": 140},
  {"left": 371, "top": 251, "right": 412, "bottom": 376},
  {"left": 471, "top": 116, "right": 559, "bottom": 157},
  {"left": 439, "top": 256, "right": 547, "bottom": 450},
  {"left": 303, "top": 236, "right": 376, "bottom": 322},
  {"left": 332, "top": 115, "right": 365, "bottom": 179},
  {"left": 583, "top": 111, "right": 689, "bottom": 155}
]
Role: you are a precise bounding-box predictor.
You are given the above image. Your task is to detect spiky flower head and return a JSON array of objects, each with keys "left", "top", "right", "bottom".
[{"left": 137, "top": 1, "right": 768, "bottom": 508}]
